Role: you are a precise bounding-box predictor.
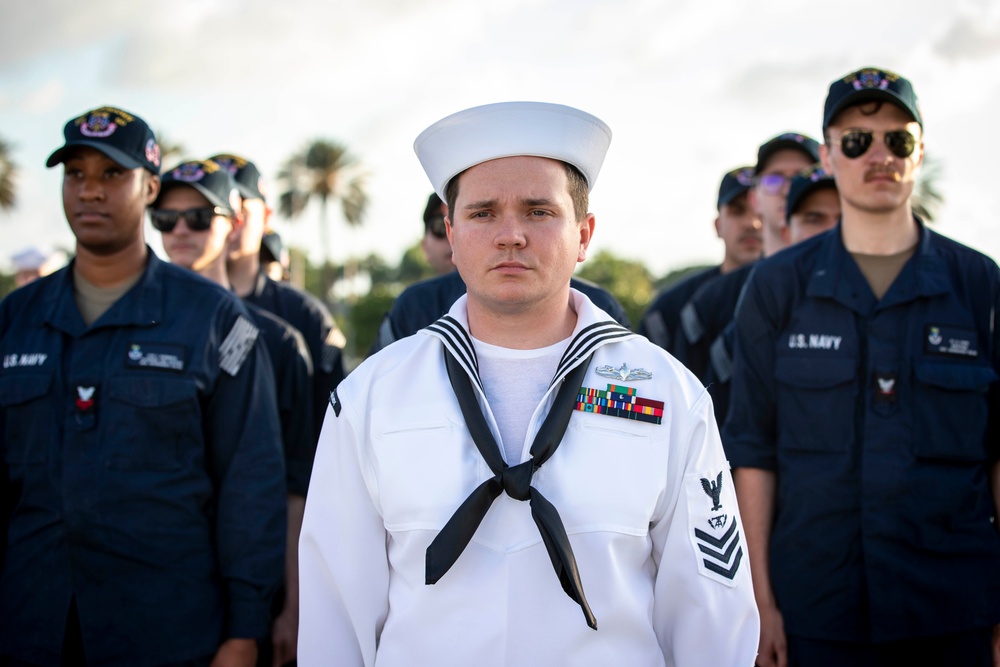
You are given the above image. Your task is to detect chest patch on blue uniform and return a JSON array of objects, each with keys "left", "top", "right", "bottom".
[
  {"left": 3, "top": 353, "right": 48, "bottom": 368},
  {"left": 787, "top": 333, "right": 844, "bottom": 351},
  {"left": 925, "top": 325, "right": 979, "bottom": 359},
  {"left": 873, "top": 371, "right": 898, "bottom": 404},
  {"left": 219, "top": 316, "right": 259, "bottom": 377},
  {"left": 126, "top": 343, "right": 185, "bottom": 372}
]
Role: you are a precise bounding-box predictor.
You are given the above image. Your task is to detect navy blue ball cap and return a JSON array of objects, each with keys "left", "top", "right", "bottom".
[
  {"left": 785, "top": 163, "right": 837, "bottom": 221},
  {"left": 46, "top": 106, "right": 161, "bottom": 174},
  {"left": 155, "top": 159, "right": 241, "bottom": 214},
  {"left": 717, "top": 166, "right": 755, "bottom": 209},
  {"left": 824, "top": 67, "right": 922, "bottom": 130},
  {"left": 260, "top": 230, "right": 285, "bottom": 264},
  {"left": 755, "top": 133, "right": 820, "bottom": 175},
  {"left": 209, "top": 153, "right": 267, "bottom": 202}
]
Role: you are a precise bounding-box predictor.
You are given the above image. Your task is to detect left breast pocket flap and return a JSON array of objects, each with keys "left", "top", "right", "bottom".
[
  {"left": 0, "top": 373, "right": 54, "bottom": 464},
  {"left": 106, "top": 377, "right": 201, "bottom": 471},
  {"left": 371, "top": 406, "right": 479, "bottom": 530}
]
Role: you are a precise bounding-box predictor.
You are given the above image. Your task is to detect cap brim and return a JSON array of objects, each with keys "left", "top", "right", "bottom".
[
  {"left": 45, "top": 140, "right": 144, "bottom": 170},
  {"left": 718, "top": 186, "right": 750, "bottom": 209},
  {"left": 756, "top": 141, "right": 819, "bottom": 174},
  {"left": 156, "top": 181, "right": 233, "bottom": 214},
  {"left": 233, "top": 181, "right": 265, "bottom": 201},
  {"left": 786, "top": 181, "right": 837, "bottom": 220}
]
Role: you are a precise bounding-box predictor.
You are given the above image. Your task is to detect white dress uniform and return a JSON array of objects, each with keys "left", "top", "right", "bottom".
[{"left": 299, "top": 290, "right": 759, "bottom": 667}]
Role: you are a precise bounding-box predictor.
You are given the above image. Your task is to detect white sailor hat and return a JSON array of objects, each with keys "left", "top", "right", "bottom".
[{"left": 414, "top": 101, "right": 612, "bottom": 201}]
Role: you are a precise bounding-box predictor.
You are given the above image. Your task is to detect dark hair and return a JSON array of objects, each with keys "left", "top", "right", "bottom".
[
  {"left": 422, "top": 192, "right": 444, "bottom": 228},
  {"left": 444, "top": 160, "right": 589, "bottom": 223}
]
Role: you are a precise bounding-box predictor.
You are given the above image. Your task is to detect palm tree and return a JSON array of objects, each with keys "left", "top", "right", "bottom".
[
  {"left": 0, "top": 136, "right": 17, "bottom": 211},
  {"left": 913, "top": 153, "right": 944, "bottom": 223},
  {"left": 277, "top": 139, "right": 368, "bottom": 299}
]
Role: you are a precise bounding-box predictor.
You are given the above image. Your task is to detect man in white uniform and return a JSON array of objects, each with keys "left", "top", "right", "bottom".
[{"left": 298, "top": 102, "right": 759, "bottom": 666}]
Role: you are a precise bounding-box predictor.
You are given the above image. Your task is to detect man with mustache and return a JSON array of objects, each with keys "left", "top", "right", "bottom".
[
  {"left": 726, "top": 68, "right": 1000, "bottom": 666},
  {"left": 299, "top": 101, "right": 758, "bottom": 666},
  {"left": 637, "top": 165, "right": 761, "bottom": 353}
]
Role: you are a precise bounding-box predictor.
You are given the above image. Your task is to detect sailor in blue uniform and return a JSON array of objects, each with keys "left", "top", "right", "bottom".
[
  {"left": 726, "top": 69, "right": 1000, "bottom": 666},
  {"left": 0, "top": 107, "right": 285, "bottom": 667}
]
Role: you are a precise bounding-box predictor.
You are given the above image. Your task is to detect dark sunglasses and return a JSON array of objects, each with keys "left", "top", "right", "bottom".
[
  {"left": 755, "top": 173, "right": 793, "bottom": 196},
  {"left": 150, "top": 206, "right": 229, "bottom": 233},
  {"left": 839, "top": 129, "right": 917, "bottom": 159},
  {"left": 426, "top": 215, "right": 448, "bottom": 239}
]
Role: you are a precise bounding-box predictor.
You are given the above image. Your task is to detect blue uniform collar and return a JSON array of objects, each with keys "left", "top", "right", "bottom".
[
  {"left": 806, "top": 217, "right": 950, "bottom": 314},
  {"left": 43, "top": 247, "right": 166, "bottom": 335}
]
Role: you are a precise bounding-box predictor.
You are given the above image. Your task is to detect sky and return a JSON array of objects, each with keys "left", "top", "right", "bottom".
[{"left": 2, "top": 0, "right": 1000, "bottom": 279}]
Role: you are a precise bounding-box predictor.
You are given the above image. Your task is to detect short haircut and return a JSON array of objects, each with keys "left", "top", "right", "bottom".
[{"left": 445, "top": 160, "right": 589, "bottom": 223}]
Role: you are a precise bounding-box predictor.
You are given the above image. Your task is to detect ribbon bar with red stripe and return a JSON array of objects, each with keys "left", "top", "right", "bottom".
[{"left": 575, "top": 385, "right": 664, "bottom": 425}]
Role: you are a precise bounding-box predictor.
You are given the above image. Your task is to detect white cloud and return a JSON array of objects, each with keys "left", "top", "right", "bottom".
[
  {"left": 20, "top": 79, "right": 66, "bottom": 114},
  {"left": 3, "top": 0, "right": 1000, "bottom": 277}
]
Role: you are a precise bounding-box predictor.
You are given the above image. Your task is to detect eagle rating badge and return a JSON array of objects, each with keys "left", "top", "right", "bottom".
[{"left": 687, "top": 469, "right": 744, "bottom": 587}]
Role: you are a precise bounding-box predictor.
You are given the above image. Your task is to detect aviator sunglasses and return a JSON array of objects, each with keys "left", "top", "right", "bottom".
[
  {"left": 838, "top": 129, "right": 917, "bottom": 160},
  {"left": 150, "top": 206, "right": 229, "bottom": 233}
]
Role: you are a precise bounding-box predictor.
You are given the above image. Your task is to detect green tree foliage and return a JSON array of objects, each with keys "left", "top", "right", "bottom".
[
  {"left": 344, "top": 282, "right": 397, "bottom": 359},
  {"left": 397, "top": 243, "right": 434, "bottom": 284},
  {"left": 913, "top": 153, "right": 944, "bottom": 223},
  {"left": 0, "top": 272, "right": 16, "bottom": 299},
  {"left": 653, "top": 263, "right": 717, "bottom": 291},
  {"left": 0, "top": 136, "right": 17, "bottom": 211},
  {"left": 575, "top": 249, "right": 656, "bottom": 328}
]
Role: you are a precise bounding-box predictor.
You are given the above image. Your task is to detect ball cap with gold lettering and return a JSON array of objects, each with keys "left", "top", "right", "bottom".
[
  {"left": 209, "top": 154, "right": 268, "bottom": 202},
  {"left": 46, "top": 106, "right": 162, "bottom": 175},
  {"left": 823, "top": 67, "right": 922, "bottom": 131},
  {"left": 155, "top": 159, "right": 241, "bottom": 215},
  {"left": 414, "top": 101, "right": 612, "bottom": 200}
]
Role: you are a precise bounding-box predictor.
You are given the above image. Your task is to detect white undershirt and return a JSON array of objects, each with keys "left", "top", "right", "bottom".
[{"left": 472, "top": 337, "right": 568, "bottom": 465}]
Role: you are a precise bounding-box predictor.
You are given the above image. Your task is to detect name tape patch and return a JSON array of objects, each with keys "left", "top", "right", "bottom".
[
  {"left": 925, "top": 325, "right": 979, "bottom": 359},
  {"left": 126, "top": 343, "right": 186, "bottom": 372}
]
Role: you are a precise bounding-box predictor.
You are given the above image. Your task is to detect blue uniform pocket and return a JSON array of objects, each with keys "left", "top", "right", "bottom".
[
  {"left": 774, "top": 356, "right": 857, "bottom": 453},
  {"left": 0, "top": 373, "right": 53, "bottom": 464},
  {"left": 105, "top": 376, "right": 201, "bottom": 471},
  {"left": 911, "top": 360, "right": 996, "bottom": 462}
]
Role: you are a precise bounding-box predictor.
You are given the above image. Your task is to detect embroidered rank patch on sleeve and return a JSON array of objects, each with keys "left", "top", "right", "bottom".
[
  {"left": 686, "top": 469, "right": 744, "bottom": 587},
  {"left": 219, "top": 315, "right": 260, "bottom": 377}
]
